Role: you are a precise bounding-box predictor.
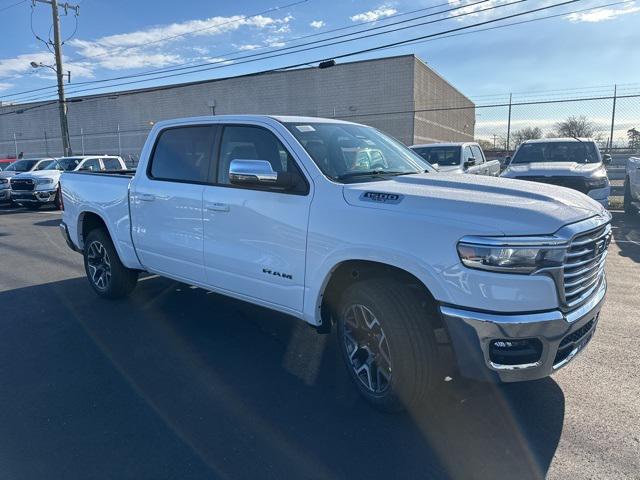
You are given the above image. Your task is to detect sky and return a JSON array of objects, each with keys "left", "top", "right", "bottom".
[{"left": 0, "top": 0, "right": 639, "bottom": 142}]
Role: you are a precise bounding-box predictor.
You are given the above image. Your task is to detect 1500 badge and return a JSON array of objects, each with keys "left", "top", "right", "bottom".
[
  {"left": 263, "top": 268, "right": 293, "bottom": 280},
  {"left": 360, "top": 191, "right": 403, "bottom": 204}
]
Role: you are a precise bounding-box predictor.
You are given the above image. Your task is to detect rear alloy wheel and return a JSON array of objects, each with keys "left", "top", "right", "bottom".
[
  {"left": 337, "top": 278, "right": 439, "bottom": 412},
  {"left": 83, "top": 228, "right": 138, "bottom": 299},
  {"left": 86, "top": 240, "right": 112, "bottom": 292}
]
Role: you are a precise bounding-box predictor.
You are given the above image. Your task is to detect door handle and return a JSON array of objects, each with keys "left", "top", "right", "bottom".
[
  {"left": 206, "top": 202, "right": 230, "bottom": 212},
  {"left": 139, "top": 193, "right": 155, "bottom": 202}
]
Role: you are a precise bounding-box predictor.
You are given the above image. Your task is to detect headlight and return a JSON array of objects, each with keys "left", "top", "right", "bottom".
[
  {"left": 0, "top": 178, "right": 7, "bottom": 184},
  {"left": 36, "top": 178, "right": 54, "bottom": 185},
  {"left": 585, "top": 176, "right": 608, "bottom": 190},
  {"left": 457, "top": 237, "right": 566, "bottom": 274}
]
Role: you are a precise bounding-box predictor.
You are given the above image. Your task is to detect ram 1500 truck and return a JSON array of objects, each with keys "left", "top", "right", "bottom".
[
  {"left": 59, "top": 116, "right": 611, "bottom": 411},
  {"left": 624, "top": 156, "right": 640, "bottom": 214},
  {"left": 11, "top": 155, "right": 126, "bottom": 210},
  {"left": 410, "top": 142, "right": 501, "bottom": 176},
  {"left": 501, "top": 138, "right": 611, "bottom": 207}
]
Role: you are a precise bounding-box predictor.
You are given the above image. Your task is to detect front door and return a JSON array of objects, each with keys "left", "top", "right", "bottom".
[
  {"left": 131, "top": 125, "right": 216, "bottom": 283},
  {"left": 202, "top": 124, "right": 311, "bottom": 312}
]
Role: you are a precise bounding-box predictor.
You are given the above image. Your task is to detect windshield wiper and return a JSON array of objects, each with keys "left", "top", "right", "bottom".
[{"left": 336, "top": 170, "right": 421, "bottom": 180}]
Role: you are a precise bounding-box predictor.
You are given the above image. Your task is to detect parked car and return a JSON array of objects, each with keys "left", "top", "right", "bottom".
[
  {"left": 409, "top": 142, "right": 500, "bottom": 176},
  {"left": 60, "top": 115, "right": 610, "bottom": 412},
  {"left": 10, "top": 155, "right": 126, "bottom": 210},
  {"left": 501, "top": 138, "right": 611, "bottom": 207},
  {"left": 624, "top": 155, "right": 640, "bottom": 214},
  {"left": 0, "top": 158, "right": 16, "bottom": 171},
  {"left": 0, "top": 158, "right": 55, "bottom": 205}
]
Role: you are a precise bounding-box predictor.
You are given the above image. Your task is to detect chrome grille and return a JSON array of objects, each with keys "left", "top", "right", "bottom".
[{"left": 562, "top": 223, "right": 611, "bottom": 309}]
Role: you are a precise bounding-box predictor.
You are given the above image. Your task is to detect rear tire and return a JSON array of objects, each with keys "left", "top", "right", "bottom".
[
  {"left": 336, "top": 278, "right": 439, "bottom": 412},
  {"left": 53, "top": 190, "right": 62, "bottom": 210},
  {"left": 624, "top": 178, "right": 637, "bottom": 215},
  {"left": 83, "top": 228, "right": 138, "bottom": 299}
]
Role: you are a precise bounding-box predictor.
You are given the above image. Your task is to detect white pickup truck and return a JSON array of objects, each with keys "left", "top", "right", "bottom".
[
  {"left": 624, "top": 156, "right": 640, "bottom": 214},
  {"left": 409, "top": 142, "right": 501, "bottom": 176},
  {"left": 59, "top": 115, "right": 611, "bottom": 411}
]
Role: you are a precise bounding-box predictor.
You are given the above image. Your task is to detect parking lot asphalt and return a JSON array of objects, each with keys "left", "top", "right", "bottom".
[{"left": 0, "top": 205, "right": 638, "bottom": 480}]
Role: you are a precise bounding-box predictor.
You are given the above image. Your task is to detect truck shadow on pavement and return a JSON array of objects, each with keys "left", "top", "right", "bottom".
[
  {"left": 610, "top": 211, "right": 640, "bottom": 263},
  {"left": 0, "top": 275, "right": 565, "bottom": 480}
]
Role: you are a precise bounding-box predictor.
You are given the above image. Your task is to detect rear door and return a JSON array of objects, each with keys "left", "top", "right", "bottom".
[
  {"left": 130, "top": 125, "right": 216, "bottom": 283},
  {"left": 202, "top": 123, "right": 311, "bottom": 312}
]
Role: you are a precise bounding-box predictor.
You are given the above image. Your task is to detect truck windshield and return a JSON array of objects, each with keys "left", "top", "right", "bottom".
[
  {"left": 512, "top": 141, "right": 600, "bottom": 164},
  {"left": 44, "top": 158, "right": 83, "bottom": 171},
  {"left": 411, "top": 146, "right": 460, "bottom": 166},
  {"left": 5, "top": 159, "right": 39, "bottom": 172},
  {"left": 284, "top": 122, "right": 432, "bottom": 182}
]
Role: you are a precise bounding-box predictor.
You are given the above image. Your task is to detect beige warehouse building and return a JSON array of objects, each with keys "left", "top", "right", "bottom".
[{"left": 0, "top": 55, "right": 475, "bottom": 160}]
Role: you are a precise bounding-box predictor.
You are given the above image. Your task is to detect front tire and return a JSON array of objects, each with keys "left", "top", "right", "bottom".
[
  {"left": 83, "top": 228, "right": 138, "bottom": 299},
  {"left": 624, "top": 178, "right": 637, "bottom": 214},
  {"left": 337, "top": 278, "right": 439, "bottom": 412}
]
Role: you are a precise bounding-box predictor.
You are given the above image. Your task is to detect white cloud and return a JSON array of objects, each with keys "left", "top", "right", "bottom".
[
  {"left": 566, "top": 4, "right": 640, "bottom": 22},
  {"left": 0, "top": 52, "right": 54, "bottom": 78},
  {"left": 350, "top": 6, "right": 397, "bottom": 22},
  {"left": 67, "top": 12, "right": 294, "bottom": 71},
  {"left": 0, "top": 82, "right": 13, "bottom": 92},
  {"left": 236, "top": 44, "right": 261, "bottom": 51},
  {"left": 310, "top": 20, "right": 325, "bottom": 29}
]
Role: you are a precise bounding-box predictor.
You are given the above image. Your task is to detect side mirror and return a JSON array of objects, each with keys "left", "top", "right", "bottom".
[
  {"left": 229, "top": 159, "right": 292, "bottom": 188},
  {"left": 503, "top": 156, "right": 511, "bottom": 166},
  {"left": 464, "top": 158, "right": 476, "bottom": 169},
  {"left": 602, "top": 154, "right": 612, "bottom": 165}
]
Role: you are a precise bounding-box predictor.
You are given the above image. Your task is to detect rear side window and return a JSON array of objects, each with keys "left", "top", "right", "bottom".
[
  {"left": 102, "top": 158, "right": 122, "bottom": 170},
  {"left": 149, "top": 126, "right": 215, "bottom": 183},
  {"left": 82, "top": 158, "right": 102, "bottom": 172}
]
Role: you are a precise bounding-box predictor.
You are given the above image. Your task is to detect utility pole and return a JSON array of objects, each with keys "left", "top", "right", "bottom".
[
  {"left": 608, "top": 84, "right": 617, "bottom": 153},
  {"left": 33, "top": 0, "right": 79, "bottom": 156},
  {"left": 506, "top": 93, "right": 513, "bottom": 153}
]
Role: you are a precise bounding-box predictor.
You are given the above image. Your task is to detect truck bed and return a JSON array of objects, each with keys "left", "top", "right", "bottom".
[{"left": 60, "top": 170, "right": 142, "bottom": 270}]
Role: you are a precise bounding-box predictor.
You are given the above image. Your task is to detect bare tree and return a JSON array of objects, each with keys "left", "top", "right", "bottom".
[
  {"left": 475, "top": 139, "right": 494, "bottom": 151},
  {"left": 628, "top": 128, "right": 640, "bottom": 150},
  {"left": 511, "top": 127, "right": 543, "bottom": 147},
  {"left": 553, "top": 115, "right": 597, "bottom": 138}
]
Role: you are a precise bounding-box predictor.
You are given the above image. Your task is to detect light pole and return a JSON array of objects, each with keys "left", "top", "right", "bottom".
[{"left": 30, "top": 60, "right": 72, "bottom": 157}]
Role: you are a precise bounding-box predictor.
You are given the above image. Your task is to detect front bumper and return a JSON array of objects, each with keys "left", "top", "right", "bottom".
[
  {"left": 11, "top": 189, "right": 57, "bottom": 203},
  {"left": 440, "top": 279, "right": 606, "bottom": 382}
]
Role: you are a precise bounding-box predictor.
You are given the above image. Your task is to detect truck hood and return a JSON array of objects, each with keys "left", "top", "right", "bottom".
[
  {"left": 502, "top": 162, "right": 605, "bottom": 178},
  {"left": 342, "top": 173, "right": 606, "bottom": 236},
  {"left": 0, "top": 171, "right": 19, "bottom": 179},
  {"left": 435, "top": 165, "right": 463, "bottom": 173},
  {"left": 14, "top": 170, "right": 62, "bottom": 181}
]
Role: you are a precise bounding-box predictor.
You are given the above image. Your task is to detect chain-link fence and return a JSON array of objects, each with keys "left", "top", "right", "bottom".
[{"left": 1, "top": 89, "right": 639, "bottom": 167}]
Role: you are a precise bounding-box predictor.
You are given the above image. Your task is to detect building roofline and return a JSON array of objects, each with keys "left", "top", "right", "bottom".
[
  {"left": 413, "top": 56, "right": 473, "bottom": 104},
  {"left": 4, "top": 54, "right": 419, "bottom": 109}
]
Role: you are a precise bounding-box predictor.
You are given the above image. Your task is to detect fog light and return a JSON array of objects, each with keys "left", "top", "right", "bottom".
[{"left": 489, "top": 338, "right": 542, "bottom": 366}]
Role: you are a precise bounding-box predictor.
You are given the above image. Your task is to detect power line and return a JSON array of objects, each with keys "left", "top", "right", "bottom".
[
  {"left": 2, "top": 0, "right": 490, "bottom": 101},
  {"left": 64, "top": 0, "right": 311, "bottom": 64},
  {"left": 9, "top": 0, "right": 533, "bottom": 103},
  {"left": 0, "top": 0, "right": 26, "bottom": 12},
  {"left": 1, "top": 0, "right": 595, "bottom": 117}
]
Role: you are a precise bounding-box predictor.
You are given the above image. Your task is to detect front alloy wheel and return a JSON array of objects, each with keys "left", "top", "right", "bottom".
[
  {"left": 342, "top": 304, "right": 392, "bottom": 395},
  {"left": 86, "top": 240, "right": 111, "bottom": 291}
]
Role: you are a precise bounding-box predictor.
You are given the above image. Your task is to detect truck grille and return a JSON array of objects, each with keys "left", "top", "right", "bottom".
[
  {"left": 515, "top": 176, "right": 588, "bottom": 194},
  {"left": 562, "top": 223, "right": 611, "bottom": 309},
  {"left": 10, "top": 178, "right": 35, "bottom": 191}
]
